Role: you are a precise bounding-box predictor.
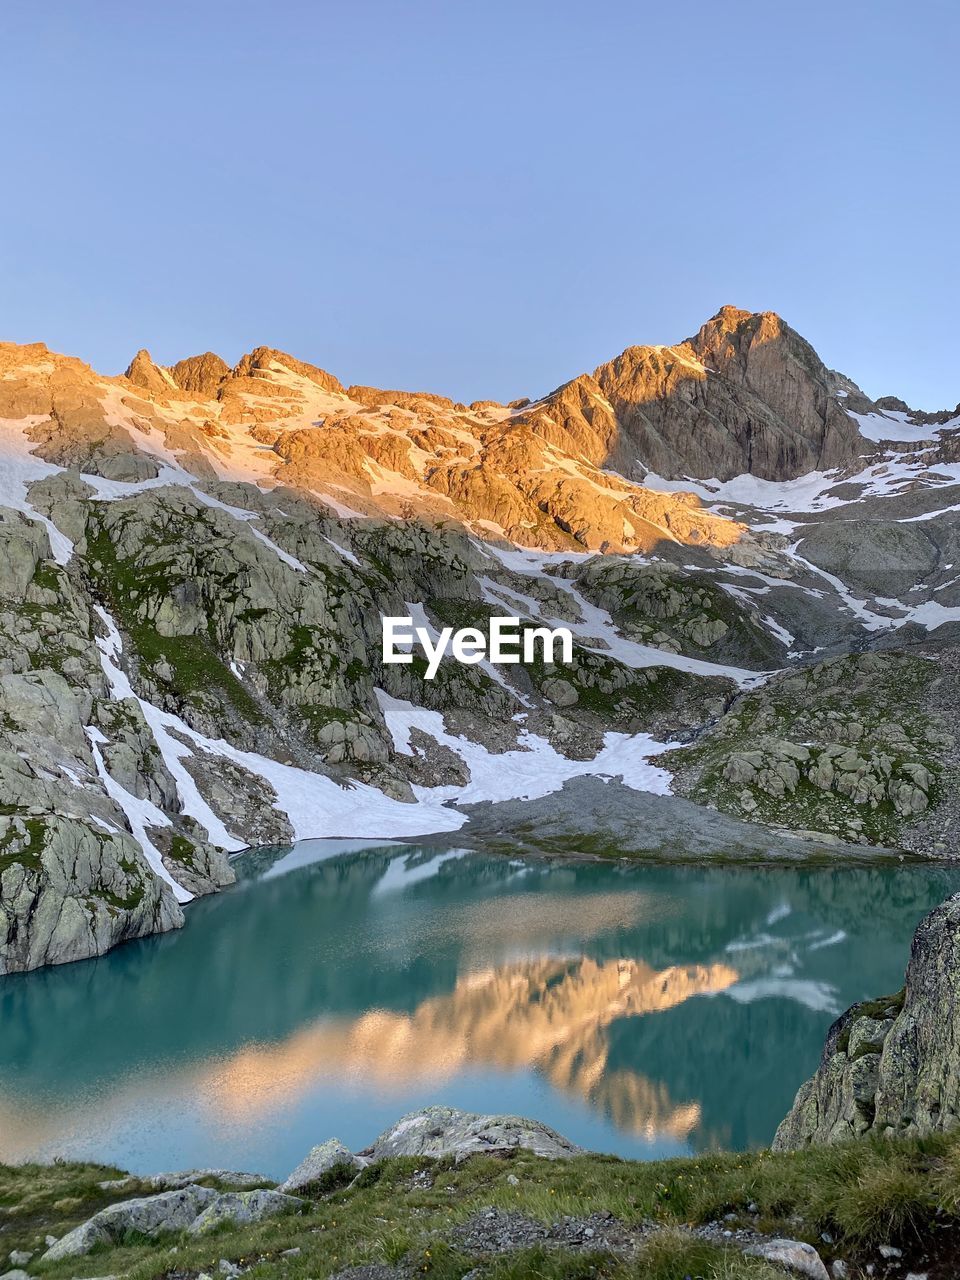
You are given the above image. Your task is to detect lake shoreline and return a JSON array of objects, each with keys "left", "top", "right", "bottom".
[{"left": 402, "top": 775, "right": 916, "bottom": 866}]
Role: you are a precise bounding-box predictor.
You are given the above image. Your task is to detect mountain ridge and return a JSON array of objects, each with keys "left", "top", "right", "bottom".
[{"left": 0, "top": 305, "right": 958, "bottom": 974}]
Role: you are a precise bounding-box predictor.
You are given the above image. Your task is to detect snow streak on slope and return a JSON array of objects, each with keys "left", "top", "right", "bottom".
[
  {"left": 85, "top": 725, "right": 194, "bottom": 905},
  {"left": 846, "top": 409, "right": 960, "bottom": 444},
  {"left": 480, "top": 545, "right": 765, "bottom": 687},
  {"left": 92, "top": 608, "right": 678, "bottom": 849},
  {"left": 0, "top": 415, "right": 76, "bottom": 562}
]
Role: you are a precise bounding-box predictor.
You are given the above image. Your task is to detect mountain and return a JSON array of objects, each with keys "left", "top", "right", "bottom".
[
  {"left": 0, "top": 308, "right": 958, "bottom": 973},
  {"left": 523, "top": 305, "right": 877, "bottom": 482}
]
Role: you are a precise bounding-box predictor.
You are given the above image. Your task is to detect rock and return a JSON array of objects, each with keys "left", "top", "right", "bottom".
[
  {"left": 775, "top": 895, "right": 960, "bottom": 1146},
  {"left": 1, "top": 1271, "right": 31, "bottom": 1280},
  {"left": 0, "top": 814, "right": 184, "bottom": 976},
  {"left": 541, "top": 677, "right": 578, "bottom": 708},
  {"left": 187, "top": 1189, "right": 305, "bottom": 1234},
  {"left": 831, "top": 1263, "right": 848, "bottom": 1278},
  {"left": 98, "top": 1169, "right": 269, "bottom": 1193},
  {"left": 0, "top": 514, "right": 48, "bottom": 598},
  {"left": 668, "top": 648, "right": 951, "bottom": 852},
  {"left": 125, "top": 349, "right": 177, "bottom": 398},
  {"left": 42, "top": 1186, "right": 219, "bottom": 1259},
  {"left": 219, "top": 1260, "right": 241, "bottom": 1275},
  {"left": 279, "top": 1139, "right": 364, "bottom": 1192},
  {"left": 879, "top": 1245, "right": 903, "bottom": 1259},
  {"left": 169, "top": 352, "right": 231, "bottom": 399},
  {"left": 7, "top": 1253, "right": 32, "bottom": 1267},
  {"left": 280, "top": 1247, "right": 301, "bottom": 1258},
  {"left": 797, "top": 520, "right": 939, "bottom": 603},
  {"left": 364, "top": 1106, "right": 580, "bottom": 1162},
  {"left": 744, "top": 1237, "right": 829, "bottom": 1279}
]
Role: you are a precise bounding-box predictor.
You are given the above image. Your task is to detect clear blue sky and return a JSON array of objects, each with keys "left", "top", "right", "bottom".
[{"left": 2, "top": 0, "right": 958, "bottom": 409}]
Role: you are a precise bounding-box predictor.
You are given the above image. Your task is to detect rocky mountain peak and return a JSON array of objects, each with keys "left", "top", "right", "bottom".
[
  {"left": 232, "top": 347, "right": 344, "bottom": 395},
  {"left": 124, "top": 348, "right": 177, "bottom": 397},
  {"left": 576, "top": 306, "right": 878, "bottom": 482},
  {"left": 169, "top": 351, "right": 230, "bottom": 399}
]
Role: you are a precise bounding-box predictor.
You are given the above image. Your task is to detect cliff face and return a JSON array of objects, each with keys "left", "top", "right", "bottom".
[
  {"left": 519, "top": 306, "right": 877, "bottom": 482},
  {"left": 774, "top": 894, "right": 960, "bottom": 1149}
]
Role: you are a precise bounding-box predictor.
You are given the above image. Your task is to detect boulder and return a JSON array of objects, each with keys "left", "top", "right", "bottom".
[
  {"left": 364, "top": 1106, "right": 580, "bottom": 1162},
  {"left": 98, "top": 1169, "right": 269, "bottom": 1193},
  {"left": 187, "top": 1189, "right": 305, "bottom": 1234},
  {"left": 279, "top": 1139, "right": 364, "bottom": 1193},
  {"left": 745, "top": 1238, "right": 829, "bottom": 1279},
  {"left": 42, "top": 1186, "right": 219, "bottom": 1260}
]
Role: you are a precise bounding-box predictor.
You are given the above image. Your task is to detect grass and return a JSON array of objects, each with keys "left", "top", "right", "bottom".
[
  {"left": 3, "top": 1129, "right": 960, "bottom": 1280},
  {"left": 0, "top": 816, "right": 47, "bottom": 875},
  {"left": 85, "top": 523, "right": 266, "bottom": 727}
]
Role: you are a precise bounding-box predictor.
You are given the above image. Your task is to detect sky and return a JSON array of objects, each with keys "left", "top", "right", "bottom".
[{"left": 1, "top": 0, "right": 959, "bottom": 409}]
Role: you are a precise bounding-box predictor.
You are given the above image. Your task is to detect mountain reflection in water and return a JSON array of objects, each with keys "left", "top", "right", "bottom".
[
  {"left": 0, "top": 841, "right": 956, "bottom": 1178},
  {"left": 203, "top": 953, "right": 738, "bottom": 1140}
]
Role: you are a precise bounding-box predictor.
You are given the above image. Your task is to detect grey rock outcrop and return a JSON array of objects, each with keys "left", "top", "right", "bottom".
[
  {"left": 745, "top": 1238, "right": 829, "bottom": 1279},
  {"left": 42, "top": 1184, "right": 303, "bottom": 1260},
  {"left": 187, "top": 1188, "right": 305, "bottom": 1234},
  {"left": 667, "top": 650, "right": 952, "bottom": 849},
  {"left": 279, "top": 1139, "right": 364, "bottom": 1192},
  {"left": 277, "top": 1109, "right": 579, "bottom": 1194},
  {"left": 42, "top": 1186, "right": 220, "bottom": 1260},
  {"left": 98, "top": 1169, "right": 269, "bottom": 1193},
  {"left": 797, "top": 520, "right": 940, "bottom": 602},
  {"left": 775, "top": 894, "right": 960, "bottom": 1148},
  {"left": 363, "top": 1105, "right": 580, "bottom": 1162},
  {"left": 0, "top": 815, "right": 183, "bottom": 975}
]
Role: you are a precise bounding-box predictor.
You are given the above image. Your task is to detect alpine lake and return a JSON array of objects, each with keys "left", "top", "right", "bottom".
[{"left": 1, "top": 840, "right": 955, "bottom": 1179}]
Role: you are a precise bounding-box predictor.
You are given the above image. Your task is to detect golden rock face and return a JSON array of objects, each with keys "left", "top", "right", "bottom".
[
  {"left": 0, "top": 323, "right": 764, "bottom": 555},
  {"left": 0, "top": 303, "right": 884, "bottom": 553}
]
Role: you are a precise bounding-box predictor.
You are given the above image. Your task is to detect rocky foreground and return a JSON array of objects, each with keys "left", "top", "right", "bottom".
[{"left": 0, "top": 1101, "right": 954, "bottom": 1280}]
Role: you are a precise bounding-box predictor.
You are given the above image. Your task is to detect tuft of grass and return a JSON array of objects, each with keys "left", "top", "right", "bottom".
[
  {"left": 826, "top": 1149, "right": 930, "bottom": 1243},
  {"left": 481, "top": 1246, "right": 622, "bottom": 1279}
]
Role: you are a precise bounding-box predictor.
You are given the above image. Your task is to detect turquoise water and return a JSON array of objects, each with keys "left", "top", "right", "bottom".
[{"left": 0, "top": 841, "right": 955, "bottom": 1179}]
